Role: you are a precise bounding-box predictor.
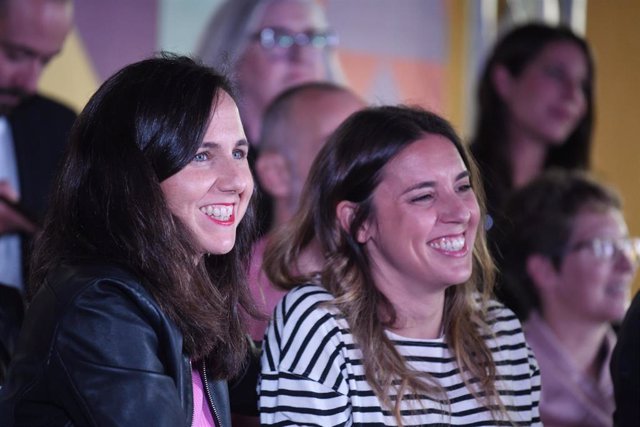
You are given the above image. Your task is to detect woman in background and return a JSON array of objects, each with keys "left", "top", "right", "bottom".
[
  {"left": 470, "top": 23, "right": 595, "bottom": 317},
  {"left": 0, "top": 55, "right": 257, "bottom": 426},
  {"left": 198, "top": 0, "right": 343, "bottom": 144},
  {"left": 259, "top": 106, "right": 541, "bottom": 426},
  {"left": 501, "top": 170, "right": 636, "bottom": 427}
]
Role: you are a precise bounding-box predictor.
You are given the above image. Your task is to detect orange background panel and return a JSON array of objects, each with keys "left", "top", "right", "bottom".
[
  {"left": 390, "top": 59, "right": 444, "bottom": 113},
  {"left": 336, "top": 50, "right": 380, "bottom": 101}
]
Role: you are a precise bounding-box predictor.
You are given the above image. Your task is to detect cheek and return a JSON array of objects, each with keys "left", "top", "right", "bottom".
[
  {"left": 560, "top": 262, "right": 608, "bottom": 295},
  {"left": 245, "top": 174, "right": 255, "bottom": 205},
  {"left": 238, "top": 51, "right": 268, "bottom": 86},
  {"left": 468, "top": 197, "right": 481, "bottom": 232},
  {"left": 238, "top": 168, "right": 255, "bottom": 212},
  {"left": 575, "top": 92, "right": 588, "bottom": 117},
  {"left": 160, "top": 172, "right": 203, "bottom": 215},
  {"left": 307, "top": 50, "right": 328, "bottom": 72},
  {"left": 512, "top": 76, "right": 552, "bottom": 108},
  {"left": 160, "top": 180, "right": 180, "bottom": 211},
  {"left": 240, "top": 49, "right": 281, "bottom": 79}
]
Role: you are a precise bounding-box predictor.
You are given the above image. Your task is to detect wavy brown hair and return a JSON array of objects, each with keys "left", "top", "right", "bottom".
[
  {"left": 29, "top": 55, "right": 258, "bottom": 379},
  {"left": 264, "top": 106, "right": 506, "bottom": 424}
]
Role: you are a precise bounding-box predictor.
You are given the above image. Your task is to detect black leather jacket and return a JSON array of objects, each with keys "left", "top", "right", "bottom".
[{"left": 0, "top": 263, "right": 232, "bottom": 427}]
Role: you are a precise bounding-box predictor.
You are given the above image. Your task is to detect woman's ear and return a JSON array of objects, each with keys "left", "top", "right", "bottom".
[
  {"left": 491, "top": 64, "right": 514, "bottom": 101},
  {"left": 526, "top": 254, "right": 558, "bottom": 292},
  {"left": 336, "top": 200, "right": 370, "bottom": 243}
]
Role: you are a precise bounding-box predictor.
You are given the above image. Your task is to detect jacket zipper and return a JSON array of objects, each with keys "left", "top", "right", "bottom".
[{"left": 202, "top": 361, "right": 222, "bottom": 427}]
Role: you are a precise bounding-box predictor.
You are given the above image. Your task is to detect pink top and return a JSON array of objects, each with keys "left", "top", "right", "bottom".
[
  {"left": 191, "top": 367, "right": 216, "bottom": 427},
  {"left": 524, "top": 312, "right": 616, "bottom": 427},
  {"left": 247, "top": 236, "right": 287, "bottom": 341}
]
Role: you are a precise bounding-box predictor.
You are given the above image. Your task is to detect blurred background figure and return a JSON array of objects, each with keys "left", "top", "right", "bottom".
[
  {"left": 197, "top": 0, "right": 344, "bottom": 145},
  {"left": 248, "top": 82, "right": 364, "bottom": 341},
  {"left": 0, "top": 0, "right": 75, "bottom": 384},
  {"left": 469, "top": 22, "right": 595, "bottom": 317},
  {"left": 502, "top": 169, "right": 636, "bottom": 427},
  {"left": 0, "top": 0, "right": 75, "bottom": 290},
  {"left": 610, "top": 290, "right": 640, "bottom": 427}
]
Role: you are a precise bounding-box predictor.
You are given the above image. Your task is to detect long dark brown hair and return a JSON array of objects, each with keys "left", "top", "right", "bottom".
[
  {"left": 30, "top": 54, "right": 258, "bottom": 378},
  {"left": 471, "top": 23, "right": 595, "bottom": 214}
]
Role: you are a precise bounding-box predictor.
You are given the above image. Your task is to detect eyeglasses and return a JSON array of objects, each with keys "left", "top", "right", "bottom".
[
  {"left": 565, "top": 237, "right": 640, "bottom": 264},
  {"left": 253, "top": 27, "right": 339, "bottom": 51}
]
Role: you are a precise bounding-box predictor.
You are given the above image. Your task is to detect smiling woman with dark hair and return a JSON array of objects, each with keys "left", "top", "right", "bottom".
[
  {"left": 259, "top": 105, "right": 541, "bottom": 426},
  {"left": 0, "top": 55, "right": 257, "bottom": 426}
]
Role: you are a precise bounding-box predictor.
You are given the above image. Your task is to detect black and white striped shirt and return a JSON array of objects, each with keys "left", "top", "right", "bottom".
[{"left": 260, "top": 284, "right": 541, "bottom": 426}]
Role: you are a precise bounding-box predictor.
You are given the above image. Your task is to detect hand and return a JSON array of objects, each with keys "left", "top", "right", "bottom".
[{"left": 0, "top": 180, "right": 38, "bottom": 235}]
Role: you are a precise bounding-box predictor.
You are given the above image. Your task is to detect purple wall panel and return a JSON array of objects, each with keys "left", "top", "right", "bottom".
[{"left": 75, "top": 0, "right": 158, "bottom": 81}]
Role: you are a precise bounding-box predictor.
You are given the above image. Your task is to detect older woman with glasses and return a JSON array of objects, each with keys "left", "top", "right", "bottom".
[
  {"left": 197, "top": 0, "right": 343, "bottom": 145},
  {"left": 501, "top": 169, "right": 638, "bottom": 427}
]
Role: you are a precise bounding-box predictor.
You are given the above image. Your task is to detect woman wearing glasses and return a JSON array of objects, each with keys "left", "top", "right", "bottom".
[
  {"left": 198, "top": 0, "right": 343, "bottom": 144},
  {"left": 501, "top": 169, "right": 637, "bottom": 427}
]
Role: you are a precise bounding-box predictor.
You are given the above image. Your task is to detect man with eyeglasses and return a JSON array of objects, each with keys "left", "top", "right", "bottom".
[{"left": 500, "top": 169, "right": 637, "bottom": 427}]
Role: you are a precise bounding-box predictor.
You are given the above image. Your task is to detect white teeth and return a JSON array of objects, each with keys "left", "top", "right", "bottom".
[
  {"left": 200, "top": 205, "right": 233, "bottom": 221},
  {"left": 429, "top": 236, "right": 465, "bottom": 252}
]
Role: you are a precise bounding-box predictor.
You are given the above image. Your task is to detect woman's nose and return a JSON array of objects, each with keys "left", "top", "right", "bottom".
[
  {"left": 286, "top": 43, "right": 318, "bottom": 64},
  {"left": 562, "top": 76, "right": 585, "bottom": 104},
  {"left": 438, "top": 194, "right": 471, "bottom": 224},
  {"left": 216, "top": 159, "right": 249, "bottom": 194},
  {"left": 614, "top": 245, "right": 638, "bottom": 274}
]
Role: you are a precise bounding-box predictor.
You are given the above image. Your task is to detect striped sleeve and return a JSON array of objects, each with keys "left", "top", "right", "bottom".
[
  {"left": 484, "top": 300, "right": 543, "bottom": 426},
  {"left": 259, "top": 285, "right": 352, "bottom": 426},
  {"left": 259, "top": 290, "right": 543, "bottom": 426},
  {"left": 527, "top": 345, "right": 542, "bottom": 426}
]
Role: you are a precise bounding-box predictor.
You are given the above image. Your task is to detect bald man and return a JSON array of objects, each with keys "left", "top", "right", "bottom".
[
  {"left": 0, "top": 0, "right": 76, "bottom": 291},
  {"left": 249, "top": 82, "right": 364, "bottom": 340},
  {"left": 257, "top": 82, "right": 363, "bottom": 227}
]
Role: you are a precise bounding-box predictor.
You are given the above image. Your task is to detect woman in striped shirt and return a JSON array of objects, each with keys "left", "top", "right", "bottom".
[{"left": 259, "top": 106, "right": 541, "bottom": 426}]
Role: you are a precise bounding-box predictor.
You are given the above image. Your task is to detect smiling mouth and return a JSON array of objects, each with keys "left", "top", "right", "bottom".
[
  {"left": 428, "top": 235, "right": 466, "bottom": 253},
  {"left": 200, "top": 205, "right": 233, "bottom": 222}
]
